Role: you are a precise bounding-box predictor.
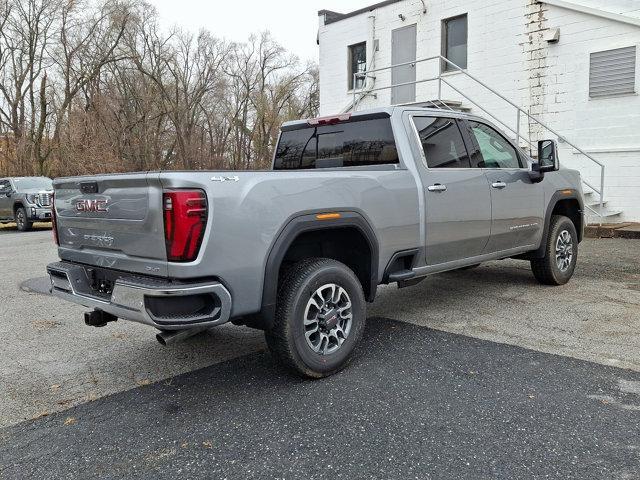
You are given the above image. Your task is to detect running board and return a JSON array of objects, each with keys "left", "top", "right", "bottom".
[{"left": 387, "top": 270, "right": 416, "bottom": 283}]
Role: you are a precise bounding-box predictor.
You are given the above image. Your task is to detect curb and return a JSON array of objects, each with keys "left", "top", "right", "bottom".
[{"left": 585, "top": 223, "right": 640, "bottom": 239}]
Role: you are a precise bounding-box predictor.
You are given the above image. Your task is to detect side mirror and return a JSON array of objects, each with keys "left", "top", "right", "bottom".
[{"left": 537, "top": 139, "right": 559, "bottom": 172}]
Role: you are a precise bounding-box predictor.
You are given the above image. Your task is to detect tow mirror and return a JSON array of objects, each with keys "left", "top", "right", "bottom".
[{"left": 537, "top": 139, "right": 559, "bottom": 172}]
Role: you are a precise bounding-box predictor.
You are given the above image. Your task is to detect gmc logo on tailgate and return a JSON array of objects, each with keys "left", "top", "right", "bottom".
[{"left": 75, "top": 199, "right": 108, "bottom": 212}]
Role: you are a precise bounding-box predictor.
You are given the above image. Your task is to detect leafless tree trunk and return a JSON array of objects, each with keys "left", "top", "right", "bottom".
[{"left": 0, "top": 1, "right": 319, "bottom": 177}]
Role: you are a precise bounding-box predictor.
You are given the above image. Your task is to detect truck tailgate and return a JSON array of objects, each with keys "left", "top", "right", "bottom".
[{"left": 54, "top": 172, "right": 168, "bottom": 276}]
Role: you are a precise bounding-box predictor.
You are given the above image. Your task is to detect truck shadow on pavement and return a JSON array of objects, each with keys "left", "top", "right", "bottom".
[{"left": 1, "top": 317, "right": 639, "bottom": 480}]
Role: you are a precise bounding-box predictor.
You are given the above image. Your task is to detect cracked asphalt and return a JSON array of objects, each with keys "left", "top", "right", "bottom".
[{"left": 0, "top": 226, "right": 639, "bottom": 478}]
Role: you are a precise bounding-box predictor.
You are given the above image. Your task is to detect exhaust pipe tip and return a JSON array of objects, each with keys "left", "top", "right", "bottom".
[
  {"left": 156, "top": 327, "right": 208, "bottom": 347},
  {"left": 156, "top": 332, "right": 168, "bottom": 346}
]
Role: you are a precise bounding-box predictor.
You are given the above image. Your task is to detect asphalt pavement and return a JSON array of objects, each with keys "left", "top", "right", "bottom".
[{"left": 1, "top": 318, "right": 639, "bottom": 479}]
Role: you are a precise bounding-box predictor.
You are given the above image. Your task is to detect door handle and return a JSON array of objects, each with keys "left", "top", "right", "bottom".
[
  {"left": 427, "top": 184, "right": 447, "bottom": 192},
  {"left": 491, "top": 181, "right": 507, "bottom": 189}
]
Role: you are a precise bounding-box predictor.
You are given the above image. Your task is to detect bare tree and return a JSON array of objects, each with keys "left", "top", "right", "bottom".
[{"left": 0, "top": 0, "right": 319, "bottom": 177}]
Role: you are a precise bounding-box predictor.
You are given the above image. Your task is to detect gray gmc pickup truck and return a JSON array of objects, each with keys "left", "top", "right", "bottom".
[
  {"left": 0, "top": 177, "right": 53, "bottom": 231},
  {"left": 47, "top": 107, "right": 584, "bottom": 377}
]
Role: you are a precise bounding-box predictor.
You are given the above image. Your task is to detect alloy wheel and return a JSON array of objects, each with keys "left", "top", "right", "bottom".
[
  {"left": 303, "top": 283, "right": 353, "bottom": 355},
  {"left": 555, "top": 230, "right": 573, "bottom": 272}
]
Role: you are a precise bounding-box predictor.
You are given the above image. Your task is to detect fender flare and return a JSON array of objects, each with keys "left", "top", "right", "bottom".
[
  {"left": 257, "top": 210, "right": 379, "bottom": 330},
  {"left": 531, "top": 189, "right": 584, "bottom": 258},
  {"left": 12, "top": 201, "right": 25, "bottom": 214}
]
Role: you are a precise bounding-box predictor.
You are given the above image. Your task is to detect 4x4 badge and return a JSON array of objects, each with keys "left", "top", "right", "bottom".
[{"left": 211, "top": 176, "right": 239, "bottom": 182}]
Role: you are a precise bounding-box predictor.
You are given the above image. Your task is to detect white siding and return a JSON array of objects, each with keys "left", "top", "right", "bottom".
[
  {"left": 542, "top": 3, "right": 640, "bottom": 222},
  {"left": 318, "top": 0, "right": 640, "bottom": 222}
]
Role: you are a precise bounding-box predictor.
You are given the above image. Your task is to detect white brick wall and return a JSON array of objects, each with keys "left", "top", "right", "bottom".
[{"left": 318, "top": 0, "right": 640, "bottom": 222}]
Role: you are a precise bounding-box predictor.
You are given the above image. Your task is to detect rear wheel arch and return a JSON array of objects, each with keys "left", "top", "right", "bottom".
[{"left": 258, "top": 211, "right": 379, "bottom": 330}]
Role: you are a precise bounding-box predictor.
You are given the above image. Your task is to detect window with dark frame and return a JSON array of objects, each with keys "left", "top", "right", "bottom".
[
  {"left": 348, "top": 42, "right": 367, "bottom": 90},
  {"left": 442, "top": 14, "right": 468, "bottom": 72}
]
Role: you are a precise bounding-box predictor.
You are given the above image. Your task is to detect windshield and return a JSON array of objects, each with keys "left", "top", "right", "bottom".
[{"left": 13, "top": 177, "right": 53, "bottom": 190}]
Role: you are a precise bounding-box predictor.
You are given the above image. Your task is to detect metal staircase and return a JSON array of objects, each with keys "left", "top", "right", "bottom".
[{"left": 351, "top": 55, "right": 616, "bottom": 224}]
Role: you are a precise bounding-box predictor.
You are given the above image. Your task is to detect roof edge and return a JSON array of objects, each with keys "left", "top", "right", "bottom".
[
  {"left": 539, "top": 0, "right": 640, "bottom": 27},
  {"left": 318, "top": 0, "right": 402, "bottom": 25}
]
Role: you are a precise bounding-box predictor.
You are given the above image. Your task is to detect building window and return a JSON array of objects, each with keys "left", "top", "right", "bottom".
[
  {"left": 589, "top": 46, "right": 637, "bottom": 98},
  {"left": 348, "top": 42, "right": 367, "bottom": 90},
  {"left": 442, "top": 14, "right": 467, "bottom": 72}
]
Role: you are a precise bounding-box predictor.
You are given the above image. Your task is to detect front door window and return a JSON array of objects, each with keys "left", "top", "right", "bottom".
[{"left": 468, "top": 121, "right": 522, "bottom": 169}]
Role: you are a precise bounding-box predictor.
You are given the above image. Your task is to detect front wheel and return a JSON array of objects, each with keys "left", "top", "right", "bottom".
[
  {"left": 530, "top": 215, "right": 578, "bottom": 285},
  {"left": 15, "top": 207, "right": 33, "bottom": 232},
  {"left": 265, "top": 258, "right": 366, "bottom": 378}
]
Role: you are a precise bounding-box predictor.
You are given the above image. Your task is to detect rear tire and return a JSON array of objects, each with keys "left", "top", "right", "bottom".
[
  {"left": 265, "top": 258, "right": 366, "bottom": 378},
  {"left": 15, "top": 207, "right": 32, "bottom": 232},
  {"left": 530, "top": 215, "right": 577, "bottom": 286}
]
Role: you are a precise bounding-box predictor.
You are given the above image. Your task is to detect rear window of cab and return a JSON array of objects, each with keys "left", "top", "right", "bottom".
[{"left": 274, "top": 116, "right": 399, "bottom": 170}]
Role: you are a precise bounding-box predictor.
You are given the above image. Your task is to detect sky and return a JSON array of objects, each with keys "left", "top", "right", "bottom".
[{"left": 146, "top": 0, "right": 374, "bottom": 63}]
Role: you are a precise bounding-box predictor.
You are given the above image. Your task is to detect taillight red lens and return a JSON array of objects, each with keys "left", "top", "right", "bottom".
[
  {"left": 51, "top": 192, "right": 59, "bottom": 245},
  {"left": 163, "top": 189, "right": 208, "bottom": 262}
]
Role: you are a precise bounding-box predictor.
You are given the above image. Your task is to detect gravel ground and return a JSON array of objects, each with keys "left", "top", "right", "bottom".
[{"left": 0, "top": 227, "right": 638, "bottom": 429}]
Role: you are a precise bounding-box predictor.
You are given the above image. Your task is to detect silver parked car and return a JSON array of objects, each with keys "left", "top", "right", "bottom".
[
  {"left": 46, "top": 107, "right": 584, "bottom": 377},
  {"left": 0, "top": 177, "right": 53, "bottom": 231}
]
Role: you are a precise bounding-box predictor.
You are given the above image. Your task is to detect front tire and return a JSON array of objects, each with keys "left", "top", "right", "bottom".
[
  {"left": 265, "top": 258, "right": 366, "bottom": 378},
  {"left": 15, "top": 207, "right": 33, "bottom": 232},
  {"left": 530, "top": 215, "right": 578, "bottom": 285}
]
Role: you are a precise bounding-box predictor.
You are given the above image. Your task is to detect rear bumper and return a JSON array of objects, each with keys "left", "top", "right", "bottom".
[
  {"left": 46, "top": 261, "right": 232, "bottom": 330},
  {"left": 27, "top": 206, "right": 52, "bottom": 221}
]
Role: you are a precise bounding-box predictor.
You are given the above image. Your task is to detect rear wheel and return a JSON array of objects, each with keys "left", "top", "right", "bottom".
[
  {"left": 530, "top": 215, "right": 577, "bottom": 285},
  {"left": 265, "top": 258, "right": 366, "bottom": 378},
  {"left": 15, "top": 207, "right": 32, "bottom": 232}
]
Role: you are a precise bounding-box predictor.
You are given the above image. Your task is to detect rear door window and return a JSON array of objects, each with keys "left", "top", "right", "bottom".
[
  {"left": 412, "top": 116, "right": 471, "bottom": 168},
  {"left": 274, "top": 117, "right": 399, "bottom": 170}
]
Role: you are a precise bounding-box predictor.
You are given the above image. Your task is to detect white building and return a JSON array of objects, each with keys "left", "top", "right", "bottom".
[{"left": 317, "top": 0, "right": 640, "bottom": 223}]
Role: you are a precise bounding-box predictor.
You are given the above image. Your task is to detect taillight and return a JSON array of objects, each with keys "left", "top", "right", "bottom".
[
  {"left": 51, "top": 192, "right": 59, "bottom": 245},
  {"left": 163, "top": 189, "right": 208, "bottom": 262}
]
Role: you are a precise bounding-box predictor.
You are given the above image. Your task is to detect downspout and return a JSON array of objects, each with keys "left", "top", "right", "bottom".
[
  {"left": 343, "top": 13, "right": 377, "bottom": 113},
  {"left": 365, "top": 14, "right": 377, "bottom": 93}
]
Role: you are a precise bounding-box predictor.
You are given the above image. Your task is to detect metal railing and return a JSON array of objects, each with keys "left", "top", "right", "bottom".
[{"left": 352, "top": 55, "right": 606, "bottom": 220}]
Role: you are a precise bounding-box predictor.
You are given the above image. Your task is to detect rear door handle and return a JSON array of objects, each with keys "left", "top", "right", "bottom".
[
  {"left": 491, "top": 181, "right": 507, "bottom": 189},
  {"left": 427, "top": 184, "right": 447, "bottom": 192}
]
